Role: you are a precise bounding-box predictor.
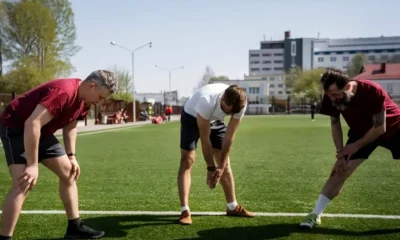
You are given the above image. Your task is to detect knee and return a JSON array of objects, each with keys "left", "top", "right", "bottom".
[{"left": 180, "top": 155, "right": 195, "bottom": 170}]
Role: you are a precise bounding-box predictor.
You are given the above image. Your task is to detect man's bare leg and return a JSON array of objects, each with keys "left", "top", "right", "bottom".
[
  {"left": 177, "top": 149, "right": 196, "bottom": 224},
  {"left": 213, "top": 149, "right": 255, "bottom": 217},
  {"left": 0, "top": 165, "right": 28, "bottom": 238},
  {"left": 300, "top": 158, "right": 365, "bottom": 228},
  {"left": 42, "top": 156, "right": 105, "bottom": 238}
]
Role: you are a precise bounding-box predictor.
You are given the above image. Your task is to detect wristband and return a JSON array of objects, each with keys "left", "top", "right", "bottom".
[
  {"left": 67, "top": 153, "right": 76, "bottom": 157},
  {"left": 207, "top": 166, "right": 216, "bottom": 172}
]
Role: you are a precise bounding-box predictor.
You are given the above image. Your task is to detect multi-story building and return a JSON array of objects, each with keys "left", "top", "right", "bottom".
[
  {"left": 248, "top": 31, "right": 315, "bottom": 76},
  {"left": 313, "top": 36, "right": 400, "bottom": 71}
]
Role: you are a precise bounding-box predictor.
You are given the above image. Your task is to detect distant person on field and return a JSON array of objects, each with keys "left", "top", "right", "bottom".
[
  {"left": 178, "top": 83, "right": 255, "bottom": 225},
  {"left": 299, "top": 68, "right": 400, "bottom": 229},
  {"left": 311, "top": 102, "right": 317, "bottom": 121},
  {"left": 0, "top": 70, "right": 118, "bottom": 240}
]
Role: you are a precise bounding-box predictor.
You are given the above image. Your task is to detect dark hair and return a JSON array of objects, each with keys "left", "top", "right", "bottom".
[
  {"left": 320, "top": 68, "right": 350, "bottom": 91},
  {"left": 223, "top": 84, "right": 247, "bottom": 114}
]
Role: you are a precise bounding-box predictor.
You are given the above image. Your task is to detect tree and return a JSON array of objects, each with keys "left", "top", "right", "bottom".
[
  {"left": 209, "top": 75, "right": 229, "bottom": 83},
  {"left": 291, "top": 68, "right": 326, "bottom": 103},
  {"left": 0, "top": 0, "right": 80, "bottom": 93},
  {"left": 347, "top": 53, "right": 368, "bottom": 77},
  {"left": 193, "top": 66, "right": 215, "bottom": 92},
  {"left": 285, "top": 66, "right": 302, "bottom": 90},
  {"left": 107, "top": 66, "right": 133, "bottom": 102}
]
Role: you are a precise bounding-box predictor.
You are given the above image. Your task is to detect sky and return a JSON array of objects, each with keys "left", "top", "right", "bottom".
[{"left": 68, "top": 0, "right": 400, "bottom": 98}]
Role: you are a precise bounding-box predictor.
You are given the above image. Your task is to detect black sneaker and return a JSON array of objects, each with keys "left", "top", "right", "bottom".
[{"left": 64, "top": 220, "right": 105, "bottom": 239}]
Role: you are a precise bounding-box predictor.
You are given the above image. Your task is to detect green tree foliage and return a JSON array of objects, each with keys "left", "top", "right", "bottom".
[{"left": 0, "top": 0, "right": 80, "bottom": 93}]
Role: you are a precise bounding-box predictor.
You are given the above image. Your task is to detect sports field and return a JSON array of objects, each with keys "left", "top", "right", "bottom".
[{"left": 1, "top": 115, "right": 400, "bottom": 239}]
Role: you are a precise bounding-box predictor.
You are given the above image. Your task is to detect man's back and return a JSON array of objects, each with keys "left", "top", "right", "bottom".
[
  {"left": 0, "top": 78, "right": 88, "bottom": 136},
  {"left": 184, "top": 83, "right": 229, "bottom": 119},
  {"left": 320, "top": 79, "right": 400, "bottom": 139}
]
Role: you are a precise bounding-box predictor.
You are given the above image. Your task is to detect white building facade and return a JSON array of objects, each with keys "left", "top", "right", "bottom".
[{"left": 313, "top": 36, "right": 400, "bottom": 71}]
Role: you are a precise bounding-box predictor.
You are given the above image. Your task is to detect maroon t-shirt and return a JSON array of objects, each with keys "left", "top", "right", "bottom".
[
  {"left": 0, "top": 78, "right": 89, "bottom": 137},
  {"left": 319, "top": 80, "right": 400, "bottom": 140}
]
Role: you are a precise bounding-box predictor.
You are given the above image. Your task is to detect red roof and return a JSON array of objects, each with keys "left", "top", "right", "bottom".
[{"left": 352, "top": 63, "right": 400, "bottom": 80}]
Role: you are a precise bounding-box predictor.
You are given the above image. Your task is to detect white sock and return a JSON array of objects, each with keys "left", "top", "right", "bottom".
[
  {"left": 227, "top": 201, "right": 238, "bottom": 210},
  {"left": 312, "top": 194, "right": 331, "bottom": 216},
  {"left": 181, "top": 206, "right": 190, "bottom": 212}
]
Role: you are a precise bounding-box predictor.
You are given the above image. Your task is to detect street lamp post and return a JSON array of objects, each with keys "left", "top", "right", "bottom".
[
  {"left": 110, "top": 41, "right": 152, "bottom": 122},
  {"left": 154, "top": 65, "right": 183, "bottom": 106}
]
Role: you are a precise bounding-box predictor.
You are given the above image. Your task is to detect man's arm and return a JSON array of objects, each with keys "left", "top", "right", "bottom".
[
  {"left": 197, "top": 114, "right": 215, "bottom": 168},
  {"left": 331, "top": 116, "right": 343, "bottom": 151},
  {"left": 24, "top": 105, "right": 54, "bottom": 166},
  {"left": 63, "top": 120, "right": 79, "bottom": 157},
  {"left": 218, "top": 117, "right": 241, "bottom": 170},
  {"left": 354, "top": 110, "right": 386, "bottom": 149}
]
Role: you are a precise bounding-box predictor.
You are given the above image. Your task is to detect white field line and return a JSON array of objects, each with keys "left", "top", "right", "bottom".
[{"left": 2, "top": 210, "right": 400, "bottom": 219}]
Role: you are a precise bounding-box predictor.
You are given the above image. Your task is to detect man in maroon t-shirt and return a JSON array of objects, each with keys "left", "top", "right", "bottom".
[
  {"left": 299, "top": 68, "right": 400, "bottom": 229},
  {"left": 0, "top": 70, "right": 117, "bottom": 240}
]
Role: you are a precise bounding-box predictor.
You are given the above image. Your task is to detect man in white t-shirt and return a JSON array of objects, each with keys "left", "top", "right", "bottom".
[{"left": 178, "top": 83, "right": 255, "bottom": 225}]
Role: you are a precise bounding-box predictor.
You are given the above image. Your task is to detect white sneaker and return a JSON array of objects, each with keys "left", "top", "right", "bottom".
[{"left": 299, "top": 213, "right": 321, "bottom": 229}]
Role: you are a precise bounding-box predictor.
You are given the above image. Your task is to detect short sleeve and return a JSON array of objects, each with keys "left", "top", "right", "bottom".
[
  {"left": 39, "top": 88, "right": 70, "bottom": 117},
  {"left": 368, "top": 87, "right": 386, "bottom": 115},
  {"left": 319, "top": 94, "right": 340, "bottom": 118},
  {"left": 194, "top": 96, "right": 212, "bottom": 119},
  {"left": 233, "top": 103, "right": 247, "bottom": 119}
]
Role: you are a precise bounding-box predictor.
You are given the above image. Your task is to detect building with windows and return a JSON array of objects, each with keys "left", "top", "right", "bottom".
[
  {"left": 352, "top": 63, "right": 400, "bottom": 104},
  {"left": 248, "top": 31, "right": 315, "bottom": 76},
  {"left": 313, "top": 36, "right": 400, "bottom": 71}
]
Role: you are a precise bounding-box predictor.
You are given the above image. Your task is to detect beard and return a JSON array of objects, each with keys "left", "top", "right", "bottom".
[{"left": 332, "top": 91, "right": 354, "bottom": 111}]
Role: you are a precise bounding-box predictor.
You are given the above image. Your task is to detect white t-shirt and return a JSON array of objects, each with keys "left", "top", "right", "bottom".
[{"left": 184, "top": 83, "right": 247, "bottom": 121}]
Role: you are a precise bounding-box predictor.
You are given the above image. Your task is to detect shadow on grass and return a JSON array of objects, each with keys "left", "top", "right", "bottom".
[
  {"left": 34, "top": 214, "right": 177, "bottom": 239},
  {"left": 175, "top": 223, "right": 400, "bottom": 240}
]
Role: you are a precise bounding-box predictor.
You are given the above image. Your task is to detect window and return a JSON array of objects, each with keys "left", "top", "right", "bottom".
[
  {"left": 382, "top": 55, "right": 388, "bottom": 60},
  {"left": 263, "top": 60, "right": 271, "bottom": 64},
  {"left": 250, "top": 68, "right": 260, "bottom": 72},
  {"left": 343, "top": 56, "right": 349, "bottom": 61},
  {"left": 274, "top": 67, "right": 284, "bottom": 71},
  {"left": 270, "top": 84, "right": 275, "bottom": 88},
  {"left": 368, "top": 55, "right": 375, "bottom": 61},
  {"left": 262, "top": 68, "right": 271, "bottom": 71},
  {"left": 249, "top": 87, "right": 260, "bottom": 94},
  {"left": 269, "top": 91, "right": 275, "bottom": 95},
  {"left": 278, "top": 91, "right": 283, "bottom": 94},
  {"left": 250, "top": 61, "right": 260, "bottom": 64},
  {"left": 318, "top": 57, "right": 324, "bottom": 62},
  {"left": 262, "top": 53, "right": 271, "bottom": 56},
  {"left": 388, "top": 84, "right": 393, "bottom": 94},
  {"left": 274, "top": 60, "right": 283, "bottom": 64},
  {"left": 274, "top": 53, "right": 283, "bottom": 56},
  {"left": 291, "top": 41, "right": 296, "bottom": 56},
  {"left": 250, "top": 54, "right": 260, "bottom": 57},
  {"left": 278, "top": 84, "right": 284, "bottom": 88},
  {"left": 270, "top": 77, "right": 275, "bottom": 81},
  {"left": 330, "top": 57, "right": 336, "bottom": 62}
]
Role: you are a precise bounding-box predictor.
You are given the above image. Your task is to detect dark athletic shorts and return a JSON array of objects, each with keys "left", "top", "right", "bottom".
[
  {"left": 0, "top": 124, "right": 66, "bottom": 166},
  {"left": 347, "top": 130, "right": 400, "bottom": 160},
  {"left": 180, "top": 111, "right": 227, "bottom": 151}
]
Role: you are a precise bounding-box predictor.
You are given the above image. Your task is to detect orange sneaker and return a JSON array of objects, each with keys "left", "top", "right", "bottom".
[
  {"left": 226, "top": 205, "right": 255, "bottom": 218},
  {"left": 179, "top": 210, "right": 192, "bottom": 225}
]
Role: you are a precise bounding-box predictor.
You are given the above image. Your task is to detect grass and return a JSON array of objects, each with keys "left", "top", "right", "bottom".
[{"left": 1, "top": 114, "right": 400, "bottom": 239}]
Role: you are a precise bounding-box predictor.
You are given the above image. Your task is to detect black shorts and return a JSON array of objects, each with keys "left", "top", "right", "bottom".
[
  {"left": 347, "top": 130, "right": 400, "bottom": 160},
  {"left": 0, "top": 124, "right": 66, "bottom": 166},
  {"left": 180, "top": 111, "right": 227, "bottom": 151}
]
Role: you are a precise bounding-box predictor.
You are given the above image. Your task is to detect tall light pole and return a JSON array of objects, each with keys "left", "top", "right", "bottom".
[
  {"left": 110, "top": 41, "right": 152, "bottom": 122},
  {"left": 154, "top": 65, "right": 183, "bottom": 105}
]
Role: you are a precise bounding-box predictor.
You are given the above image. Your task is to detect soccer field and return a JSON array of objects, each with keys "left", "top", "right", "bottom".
[{"left": 1, "top": 115, "right": 400, "bottom": 239}]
